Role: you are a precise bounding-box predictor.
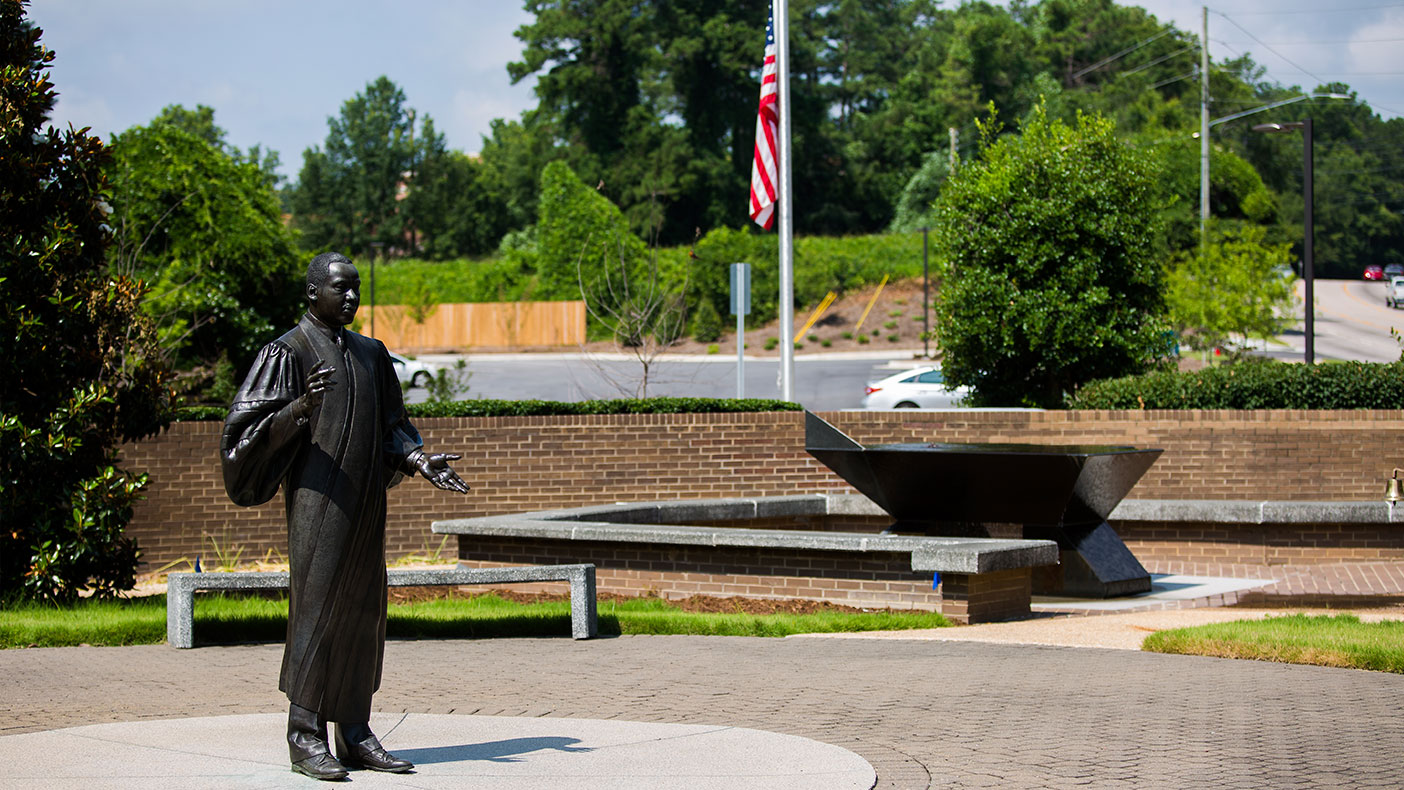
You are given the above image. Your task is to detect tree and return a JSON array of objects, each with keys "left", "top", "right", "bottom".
[
  {"left": 933, "top": 105, "right": 1168, "bottom": 407},
  {"left": 537, "top": 160, "right": 650, "bottom": 301},
  {"left": 405, "top": 147, "right": 512, "bottom": 259},
  {"left": 1166, "top": 223, "right": 1296, "bottom": 356},
  {"left": 888, "top": 151, "right": 950, "bottom": 232},
  {"left": 291, "top": 76, "right": 420, "bottom": 256},
  {"left": 0, "top": 0, "right": 169, "bottom": 601},
  {"left": 107, "top": 109, "right": 303, "bottom": 374}
]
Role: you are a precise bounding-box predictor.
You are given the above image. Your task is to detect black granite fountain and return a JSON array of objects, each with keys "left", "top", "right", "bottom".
[{"left": 805, "top": 412, "right": 1162, "bottom": 597}]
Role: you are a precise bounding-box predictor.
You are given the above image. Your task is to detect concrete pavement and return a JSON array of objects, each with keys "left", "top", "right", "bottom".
[{"left": 3, "top": 628, "right": 1403, "bottom": 789}]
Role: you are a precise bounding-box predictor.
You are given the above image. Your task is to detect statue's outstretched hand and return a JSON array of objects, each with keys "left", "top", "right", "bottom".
[{"left": 413, "top": 451, "right": 471, "bottom": 494}]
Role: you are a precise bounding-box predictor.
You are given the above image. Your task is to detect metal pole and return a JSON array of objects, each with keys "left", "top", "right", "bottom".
[
  {"left": 1200, "top": 5, "right": 1210, "bottom": 247},
  {"left": 369, "top": 241, "right": 384, "bottom": 339},
  {"left": 922, "top": 227, "right": 930, "bottom": 358},
  {"left": 775, "top": 0, "right": 795, "bottom": 401},
  {"left": 737, "top": 270, "right": 747, "bottom": 398},
  {"left": 1303, "top": 118, "right": 1314, "bottom": 365}
]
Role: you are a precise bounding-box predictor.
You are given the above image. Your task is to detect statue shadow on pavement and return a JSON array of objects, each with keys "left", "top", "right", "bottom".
[{"left": 395, "top": 736, "right": 592, "bottom": 765}]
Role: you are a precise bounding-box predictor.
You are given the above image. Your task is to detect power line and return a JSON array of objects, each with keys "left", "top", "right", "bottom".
[
  {"left": 1151, "top": 71, "right": 1197, "bottom": 90},
  {"left": 1070, "top": 27, "right": 1175, "bottom": 81},
  {"left": 1217, "top": 3, "right": 1404, "bottom": 14},
  {"left": 1218, "top": 38, "right": 1404, "bottom": 45},
  {"left": 1212, "top": 11, "right": 1328, "bottom": 87},
  {"left": 1120, "top": 46, "right": 1196, "bottom": 79}
]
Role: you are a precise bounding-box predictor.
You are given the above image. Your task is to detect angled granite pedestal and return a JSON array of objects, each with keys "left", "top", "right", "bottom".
[{"left": 805, "top": 412, "right": 1162, "bottom": 598}]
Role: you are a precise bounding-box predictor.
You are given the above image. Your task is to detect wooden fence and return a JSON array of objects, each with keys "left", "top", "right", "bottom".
[{"left": 358, "top": 301, "right": 586, "bottom": 352}]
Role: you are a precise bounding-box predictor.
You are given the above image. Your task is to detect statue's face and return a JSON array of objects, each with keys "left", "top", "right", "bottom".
[{"left": 307, "top": 261, "right": 361, "bottom": 327}]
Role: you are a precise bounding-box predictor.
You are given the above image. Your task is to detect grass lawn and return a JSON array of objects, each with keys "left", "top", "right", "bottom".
[
  {"left": 1142, "top": 613, "right": 1404, "bottom": 673},
  {"left": 0, "top": 592, "right": 951, "bottom": 648}
]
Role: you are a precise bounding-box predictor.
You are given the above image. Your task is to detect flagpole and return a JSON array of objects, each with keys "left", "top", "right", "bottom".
[{"left": 774, "top": 0, "right": 795, "bottom": 402}]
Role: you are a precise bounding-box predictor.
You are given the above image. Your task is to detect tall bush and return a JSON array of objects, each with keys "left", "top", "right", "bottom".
[{"left": 933, "top": 105, "right": 1168, "bottom": 407}]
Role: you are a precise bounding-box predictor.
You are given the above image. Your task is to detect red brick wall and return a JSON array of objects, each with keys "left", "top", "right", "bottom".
[{"left": 118, "top": 409, "right": 1404, "bottom": 570}]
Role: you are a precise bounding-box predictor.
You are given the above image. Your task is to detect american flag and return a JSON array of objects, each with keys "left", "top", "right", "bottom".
[{"left": 749, "top": 4, "right": 778, "bottom": 230}]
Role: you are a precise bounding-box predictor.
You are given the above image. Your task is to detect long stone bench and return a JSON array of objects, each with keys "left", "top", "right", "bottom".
[
  {"left": 433, "top": 495, "right": 1060, "bottom": 623},
  {"left": 166, "top": 564, "right": 598, "bottom": 648}
]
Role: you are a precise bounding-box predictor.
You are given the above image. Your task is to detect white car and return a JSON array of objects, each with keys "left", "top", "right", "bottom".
[
  {"left": 388, "top": 351, "right": 440, "bottom": 388},
  {"left": 861, "top": 366, "right": 970, "bottom": 409},
  {"left": 1387, "top": 277, "right": 1404, "bottom": 309}
]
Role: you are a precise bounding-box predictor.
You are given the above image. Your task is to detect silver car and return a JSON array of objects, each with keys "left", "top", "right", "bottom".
[{"left": 861, "top": 366, "right": 970, "bottom": 409}]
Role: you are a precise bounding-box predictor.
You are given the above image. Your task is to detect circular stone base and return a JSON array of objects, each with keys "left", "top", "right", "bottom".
[{"left": 0, "top": 713, "right": 875, "bottom": 790}]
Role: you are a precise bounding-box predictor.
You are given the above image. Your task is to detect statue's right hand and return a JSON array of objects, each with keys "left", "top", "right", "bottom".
[{"left": 294, "top": 362, "right": 337, "bottom": 419}]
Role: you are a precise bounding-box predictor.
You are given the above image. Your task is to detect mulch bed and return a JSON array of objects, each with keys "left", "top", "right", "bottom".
[{"left": 387, "top": 585, "right": 902, "bottom": 615}]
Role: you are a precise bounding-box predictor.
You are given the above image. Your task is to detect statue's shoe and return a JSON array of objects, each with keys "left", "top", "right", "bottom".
[
  {"left": 290, "top": 752, "right": 349, "bottom": 781},
  {"left": 336, "top": 735, "right": 414, "bottom": 773}
]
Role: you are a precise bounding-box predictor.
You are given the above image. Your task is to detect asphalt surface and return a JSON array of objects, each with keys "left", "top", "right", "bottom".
[
  {"left": 3, "top": 634, "right": 1402, "bottom": 789},
  {"left": 1264, "top": 278, "right": 1404, "bottom": 363},
  {"left": 403, "top": 351, "right": 919, "bottom": 409}
]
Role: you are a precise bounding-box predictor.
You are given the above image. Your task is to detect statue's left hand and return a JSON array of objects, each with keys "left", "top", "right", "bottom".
[{"left": 415, "top": 452, "right": 471, "bottom": 494}]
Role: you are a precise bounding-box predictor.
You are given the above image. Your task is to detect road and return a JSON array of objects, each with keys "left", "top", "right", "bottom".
[
  {"left": 399, "top": 277, "right": 1403, "bottom": 408},
  {"left": 1273, "top": 277, "right": 1404, "bottom": 363},
  {"left": 404, "top": 351, "right": 923, "bottom": 410}
]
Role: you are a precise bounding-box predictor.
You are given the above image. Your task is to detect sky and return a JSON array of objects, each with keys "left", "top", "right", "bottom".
[{"left": 29, "top": 1, "right": 1404, "bottom": 183}]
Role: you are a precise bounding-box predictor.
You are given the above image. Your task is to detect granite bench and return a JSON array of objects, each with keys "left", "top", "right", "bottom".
[
  {"left": 166, "top": 564, "right": 598, "bottom": 648},
  {"left": 433, "top": 495, "right": 1060, "bottom": 623}
]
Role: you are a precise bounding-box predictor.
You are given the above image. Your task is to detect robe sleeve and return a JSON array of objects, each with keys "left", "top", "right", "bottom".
[
  {"left": 377, "top": 340, "right": 423, "bottom": 490},
  {"left": 221, "top": 342, "right": 307, "bottom": 507}
]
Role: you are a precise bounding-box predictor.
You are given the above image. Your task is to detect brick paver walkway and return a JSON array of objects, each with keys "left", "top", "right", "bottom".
[
  {"left": 1144, "top": 561, "right": 1404, "bottom": 607},
  {"left": 3, "top": 634, "right": 1402, "bottom": 789}
]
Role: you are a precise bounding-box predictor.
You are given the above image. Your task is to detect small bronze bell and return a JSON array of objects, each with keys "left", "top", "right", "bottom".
[{"left": 1386, "top": 469, "right": 1404, "bottom": 503}]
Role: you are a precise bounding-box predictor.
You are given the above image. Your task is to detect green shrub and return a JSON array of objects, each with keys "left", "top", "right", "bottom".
[
  {"left": 706, "top": 343, "right": 720, "bottom": 355},
  {"left": 934, "top": 104, "right": 1166, "bottom": 407},
  {"left": 406, "top": 397, "right": 803, "bottom": 419},
  {"left": 764, "top": 337, "right": 779, "bottom": 350},
  {"left": 692, "top": 299, "right": 723, "bottom": 343},
  {"left": 857, "top": 334, "right": 870, "bottom": 344},
  {"left": 1069, "top": 359, "right": 1404, "bottom": 410},
  {"left": 177, "top": 398, "right": 802, "bottom": 421}
]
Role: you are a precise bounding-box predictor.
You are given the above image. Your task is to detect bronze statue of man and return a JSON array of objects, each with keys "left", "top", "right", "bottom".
[{"left": 221, "top": 252, "right": 469, "bottom": 781}]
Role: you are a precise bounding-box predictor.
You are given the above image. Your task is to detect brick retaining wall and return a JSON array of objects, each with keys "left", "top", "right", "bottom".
[{"left": 118, "top": 409, "right": 1404, "bottom": 571}]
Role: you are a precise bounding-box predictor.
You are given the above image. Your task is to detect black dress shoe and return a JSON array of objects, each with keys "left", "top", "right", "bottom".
[
  {"left": 290, "top": 752, "right": 349, "bottom": 781},
  {"left": 336, "top": 732, "right": 414, "bottom": 773}
]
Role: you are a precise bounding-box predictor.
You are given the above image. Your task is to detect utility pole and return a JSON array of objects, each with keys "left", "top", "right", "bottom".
[
  {"left": 1200, "top": 5, "right": 1210, "bottom": 247},
  {"left": 948, "top": 127, "right": 958, "bottom": 171}
]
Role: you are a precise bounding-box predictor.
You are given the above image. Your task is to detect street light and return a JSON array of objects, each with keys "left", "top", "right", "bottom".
[
  {"left": 369, "top": 240, "right": 385, "bottom": 339},
  {"left": 1196, "top": 93, "right": 1347, "bottom": 245},
  {"left": 1252, "top": 118, "right": 1313, "bottom": 365}
]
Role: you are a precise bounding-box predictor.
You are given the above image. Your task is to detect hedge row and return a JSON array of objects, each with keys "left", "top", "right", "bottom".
[
  {"left": 1068, "top": 360, "right": 1404, "bottom": 410},
  {"left": 174, "top": 397, "right": 802, "bottom": 422}
]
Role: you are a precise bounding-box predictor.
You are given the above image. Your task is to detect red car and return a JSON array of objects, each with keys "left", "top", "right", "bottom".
[{"left": 1364, "top": 264, "right": 1385, "bottom": 280}]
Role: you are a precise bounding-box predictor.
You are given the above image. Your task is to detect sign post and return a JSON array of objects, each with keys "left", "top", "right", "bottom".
[{"left": 730, "top": 263, "right": 752, "bottom": 398}]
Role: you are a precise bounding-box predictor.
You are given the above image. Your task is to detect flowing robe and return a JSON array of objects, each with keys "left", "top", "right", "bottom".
[{"left": 221, "top": 314, "right": 421, "bottom": 722}]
